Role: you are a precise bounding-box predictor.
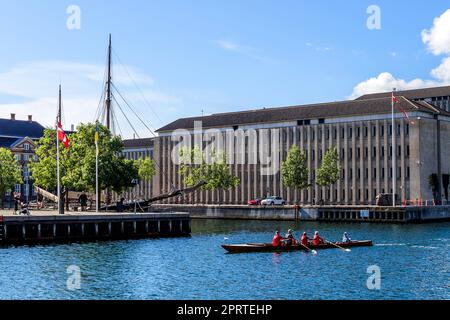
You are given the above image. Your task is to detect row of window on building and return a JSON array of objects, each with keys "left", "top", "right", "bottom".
[
  {"left": 287, "top": 123, "right": 410, "bottom": 142},
  {"left": 15, "top": 154, "right": 38, "bottom": 162},
  {"left": 304, "top": 144, "right": 410, "bottom": 162}
]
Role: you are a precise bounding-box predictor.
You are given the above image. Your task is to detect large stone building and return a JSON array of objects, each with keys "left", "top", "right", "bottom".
[
  {"left": 153, "top": 86, "right": 450, "bottom": 206},
  {"left": 0, "top": 114, "right": 45, "bottom": 204}
]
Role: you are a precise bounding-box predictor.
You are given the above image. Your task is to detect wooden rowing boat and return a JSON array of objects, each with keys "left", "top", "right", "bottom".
[{"left": 222, "top": 240, "right": 373, "bottom": 254}]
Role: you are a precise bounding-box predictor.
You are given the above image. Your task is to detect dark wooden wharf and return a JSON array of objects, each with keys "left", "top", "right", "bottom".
[{"left": 0, "top": 211, "right": 190, "bottom": 245}]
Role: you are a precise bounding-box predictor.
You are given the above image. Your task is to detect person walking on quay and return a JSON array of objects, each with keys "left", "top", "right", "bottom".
[
  {"left": 79, "top": 192, "right": 88, "bottom": 211},
  {"left": 13, "top": 192, "right": 21, "bottom": 215},
  {"left": 116, "top": 198, "right": 125, "bottom": 212}
]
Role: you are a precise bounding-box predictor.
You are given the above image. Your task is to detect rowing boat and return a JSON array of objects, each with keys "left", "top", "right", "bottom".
[{"left": 222, "top": 240, "right": 373, "bottom": 254}]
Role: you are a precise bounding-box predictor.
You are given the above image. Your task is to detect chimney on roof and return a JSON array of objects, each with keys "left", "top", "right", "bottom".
[
  {"left": 28, "top": 115, "right": 32, "bottom": 122},
  {"left": 133, "top": 133, "right": 136, "bottom": 139},
  {"left": 10, "top": 113, "right": 15, "bottom": 120}
]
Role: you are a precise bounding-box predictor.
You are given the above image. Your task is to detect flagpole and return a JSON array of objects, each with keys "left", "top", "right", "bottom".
[
  {"left": 57, "top": 85, "right": 61, "bottom": 214},
  {"left": 391, "top": 88, "right": 396, "bottom": 207},
  {"left": 96, "top": 136, "right": 99, "bottom": 213},
  {"left": 95, "top": 122, "right": 99, "bottom": 213}
]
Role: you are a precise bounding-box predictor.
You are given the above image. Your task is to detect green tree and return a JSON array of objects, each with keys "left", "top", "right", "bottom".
[
  {"left": 137, "top": 158, "right": 156, "bottom": 181},
  {"left": 0, "top": 148, "right": 23, "bottom": 208},
  {"left": 281, "top": 145, "right": 310, "bottom": 192},
  {"left": 30, "top": 124, "right": 139, "bottom": 203},
  {"left": 29, "top": 129, "right": 60, "bottom": 191},
  {"left": 316, "top": 147, "right": 340, "bottom": 190},
  {"left": 179, "top": 146, "right": 240, "bottom": 191}
]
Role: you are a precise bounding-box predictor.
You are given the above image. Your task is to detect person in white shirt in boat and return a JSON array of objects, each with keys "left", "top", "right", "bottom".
[
  {"left": 284, "top": 229, "right": 297, "bottom": 246},
  {"left": 342, "top": 232, "right": 351, "bottom": 243}
]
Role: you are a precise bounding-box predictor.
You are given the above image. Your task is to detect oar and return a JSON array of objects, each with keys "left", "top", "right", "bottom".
[
  {"left": 300, "top": 243, "right": 318, "bottom": 255},
  {"left": 325, "top": 240, "right": 351, "bottom": 252}
]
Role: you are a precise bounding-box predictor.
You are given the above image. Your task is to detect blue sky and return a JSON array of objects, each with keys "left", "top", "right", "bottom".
[{"left": 0, "top": 1, "right": 449, "bottom": 138}]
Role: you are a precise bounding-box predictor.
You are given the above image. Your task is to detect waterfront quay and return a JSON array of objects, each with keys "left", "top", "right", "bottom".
[
  {"left": 150, "top": 204, "right": 450, "bottom": 223},
  {"left": 0, "top": 211, "right": 190, "bottom": 245}
]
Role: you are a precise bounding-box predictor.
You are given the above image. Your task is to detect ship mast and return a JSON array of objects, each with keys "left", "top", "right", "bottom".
[{"left": 106, "top": 34, "right": 112, "bottom": 131}]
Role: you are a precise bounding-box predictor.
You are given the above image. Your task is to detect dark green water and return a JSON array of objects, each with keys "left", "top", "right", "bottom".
[{"left": 0, "top": 219, "right": 448, "bottom": 300}]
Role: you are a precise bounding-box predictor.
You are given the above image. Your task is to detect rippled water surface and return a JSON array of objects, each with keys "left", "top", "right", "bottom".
[{"left": 0, "top": 219, "right": 449, "bottom": 300}]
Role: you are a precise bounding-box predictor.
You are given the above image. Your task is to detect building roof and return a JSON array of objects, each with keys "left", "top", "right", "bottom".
[
  {"left": 156, "top": 96, "right": 448, "bottom": 132},
  {"left": 123, "top": 138, "right": 154, "bottom": 149},
  {"left": 0, "top": 137, "right": 19, "bottom": 148},
  {"left": 356, "top": 85, "right": 450, "bottom": 100},
  {"left": 0, "top": 118, "right": 45, "bottom": 139}
]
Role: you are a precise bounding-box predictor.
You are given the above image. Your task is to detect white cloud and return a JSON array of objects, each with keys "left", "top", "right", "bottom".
[
  {"left": 421, "top": 9, "right": 450, "bottom": 55},
  {"left": 431, "top": 57, "right": 450, "bottom": 82},
  {"left": 0, "top": 60, "right": 177, "bottom": 138},
  {"left": 348, "top": 72, "right": 438, "bottom": 99},
  {"left": 305, "top": 42, "right": 333, "bottom": 52},
  {"left": 216, "top": 40, "right": 275, "bottom": 63},
  {"left": 349, "top": 9, "right": 450, "bottom": 99},
  {"left": 217, "top": 40, "right": 240, "bottom": 52}
]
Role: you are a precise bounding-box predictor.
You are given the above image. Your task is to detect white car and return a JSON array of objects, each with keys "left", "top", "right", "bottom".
[{"left": 261, "top": 196, "right": 286, "bottom": 206}]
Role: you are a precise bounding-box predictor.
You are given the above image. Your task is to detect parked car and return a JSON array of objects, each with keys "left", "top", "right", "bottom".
[
  {"left": 247, "top": 198, "right": 262, "bottom": 205},
  {"left": 261, "top": 196, "right": 286, "bottom": 206}
]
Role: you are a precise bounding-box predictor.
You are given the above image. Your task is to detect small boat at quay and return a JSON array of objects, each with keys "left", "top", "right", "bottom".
[{"left": 222, "top": 240, "right": 373, "bottom": 254}]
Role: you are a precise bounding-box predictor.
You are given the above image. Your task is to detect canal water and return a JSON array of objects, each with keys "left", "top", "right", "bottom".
[{"left": 0, "top": 219, "right": 448, "bottom": 300}]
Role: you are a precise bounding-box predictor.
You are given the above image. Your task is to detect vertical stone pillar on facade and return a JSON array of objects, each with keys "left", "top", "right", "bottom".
[
  {"left": 359, "top": 121, "right": 364, "bottom": 205},
  {"left": 375, "top": 120, "right": 381, "bottom": 202},
  {"left": 344, "top": 124, "right": 349, "bottom": 204},
  {"left": 336, "top": 124, "right": 341, "bottom": 204},
  {"left": 400, "top": 118, "right": 406, "bottom": 202},
  {"left": 351, "top": 123, "right": 357, "bottom": 204}
]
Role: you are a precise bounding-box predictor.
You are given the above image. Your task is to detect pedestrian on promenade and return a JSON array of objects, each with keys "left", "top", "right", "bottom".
[
  {"left": 13, "top": 192, "right": 21, "bottom": 215},
  {"left": 79, "top": 192, "right": 88, "bottom": 211}
]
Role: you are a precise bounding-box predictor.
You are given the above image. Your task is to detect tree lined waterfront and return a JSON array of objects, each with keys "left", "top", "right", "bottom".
[{"left": 0, "top": 148, "right": 23, "bottom": 208}]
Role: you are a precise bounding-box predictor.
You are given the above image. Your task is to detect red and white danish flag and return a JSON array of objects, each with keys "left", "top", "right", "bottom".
[
  {"left": 57, "top": 122, "right": 70, "bottom": 149},
  {"left": 392, "top": 94, "right": 414, "bottom": 124}
]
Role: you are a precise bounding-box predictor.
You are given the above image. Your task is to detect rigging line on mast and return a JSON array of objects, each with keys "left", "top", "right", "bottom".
[
  {"left": 110, "top": 106, "right": 123, "bottom": 138},
  {"left": 112, "top": 48, "right": 165, "bottom": 126},
  {"left": 112, "top": 94, "right": 141, "bottom": 139},
  {"left": 110, "top": 83, "right": 169, "bottom": 179},
  {"left": 94, "top": 43, "right": 110, "bottom": 123},
  {"left": 111, "top": 87, "right": 168, "bottom": 176},
  {"left": 109, "top": 39, "right": 175, "bottom": 188},
  {"left": 111, "top": 83, "right": 157, "bottom": 137},
  {"left": 94, "top": 82, "right": 106, "bottom": 122}
]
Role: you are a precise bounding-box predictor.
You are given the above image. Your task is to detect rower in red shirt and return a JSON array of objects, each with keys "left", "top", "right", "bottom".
[
  {"left": 312, "top": 231, "right": 324, "bottom": 246},
  {"left": 272, "top": 230, "right": 282, "bottom": 247},
  {"left": 300, "top": 232, "right": 309, "bottom": 246}
]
